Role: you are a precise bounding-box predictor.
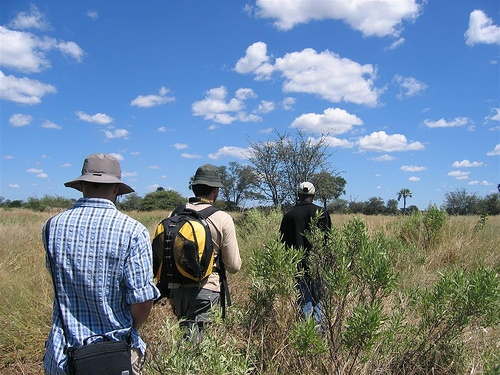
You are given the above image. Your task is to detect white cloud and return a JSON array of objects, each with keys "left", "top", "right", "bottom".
[
  {"left": 86, "top": 10, "right": 99, "bottom": 20},
  {"left": 255, "top": 100, "right": 275, "bottom": 114},
  {"left": 409, "top": 176, "right": 420, "bottom": 182},
  {"left": 394, "top": 74, "right": 428, "bottom": 98},
  {"left": 282, "top": 97, "right": 296, "bottom": 110},
  {"left": 146, "top": 184, "right": 160, "bottom": 192},
  {"left": 3, "top": 156, "right": 15, "bottom": 160},
  {"left": 8, "top": 5, "right": 51, "bottom": 30},
  {"left": 0, "top": 26, "right": 84, "bottom": 73},
  {"left": 103, "top": 129, "right": 129, "bottom": 139},
  {"left": 277, "top": 48, "right": 381, "bottom": 106},
  {"left": 0, "top": 71, "right": 56, "bottom": 104},
  {"left": 109, "top": 153, "right": 124, "bottom": 161},
  {"left": 60, "top": 163, "right": 71, "bottom": 168},
  {"left": 172, "top": 143, "right": 188, "bottom": 150},
  {"left": 234, "top": 42, "right": 274, "bottom": 80},
  {"left": 309, "top": 135, "right": 355, "bottom": 149},
  {"left": 235, "top": 88, "right": 257, "bottom": 100},
  {"left": 192, "top": 86, "right": 261, "bottom": 124},
  {"left": 208, "top": 146, "right": 251, "bottom": 160},
  {"left": 387, "top": 37, "right": 405, "bottom": 50},
  {"left": 451, "top": 160, "right": 485, "bottom": 168},
  {"left": 180, "top": 153, "right": 203, "bottom": 159},
  {"left": 291, "top": 108, "right": 363, "bottom": 135},
  {"left": 465, "top": 10, "right": 500, "bottom": 46},
  {"left": 147, "top": 166, "right": 160, "bottom": 169},
  {"left": 122, "top": 172, "right": 139, "bottom": 177},
  {"left": 9, "top": 184, "right": 20, "bottom": 188},
  {"left": 235, "top": 44, "right": 382, "bottom": 106},
  {"left": 42, "top": 120, "right": 62, "bottom": 130},
  {"left": 76, "top": 111, "right": 114, "bottom": 125},
  {"left": 370, "top": 154, "right": 396, "bottom": 162},
  {"left": 487, "top": 144, "right": 500, "bottom": 156},
  {"left": 37, "top": 173, "right": 48, "bottom": 178},
  {"left": 9, "top": 114, "right": 33, "bottom": 127},
  {"left": 26, "top": 168, "right": 43, "bottom": 173},
  {"left": 485, "top": 108, "right": 500, "bottom": 123},
  {"left": 358, "top": 131, "right": 425, "bottom": 152},
  {"left": 401, "top": 165, "right": 426, "bottom": 172},
  {"left": 130, "top": 86, "right": 175, "bottom": 108},
  {"left": 468, "top": 180, "right": 493, "bottom": 186},
  {"left": 254, "top": 0, "right": 421, "bottom": 37},
  {"left": 423, "top": 117, "right": 470, "bottom": 128},
  {"left": 448, "top": 170, "right": 470, "bottom": 180}
]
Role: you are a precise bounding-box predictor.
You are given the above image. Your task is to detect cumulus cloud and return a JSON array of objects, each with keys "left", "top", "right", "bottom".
[
  {"left": 290, "top": 108, "right": 363, "bottom": 135},
  {"left": 309, "top": 135, "right": 355, "bottom": 149},
  {"left": 9, "top": 114, "right": 33, "bottom": 127},
  {"left": 423, "top": 117, "right": 470, "bottom": 128},
  {"left": 0, "top": 71, "right": 56, "bottom": 104},
  {"left": 255, "top": 100, "right": 275, "bottom": 114},
  {"left": 86, "top": 10, "right": 98, "bottom": 20},
  {"left": 42, "top": 120, "right": 62, "bottom": 129},
  {"left": 277, "top": 48, "right": 381, "bottom": 106},
  {"left": 208, "top": 146, "right": 251, "bottom": 160},
  {"left": 282, "top": 97, "right": 296, "bottom": 110},
  {"left": 448, "top": 170, "right": 470, "bottom": 180},
  {"left": 253, "top": 0, "right": 421, "bottom": 37},
  {"left": 26, "top": 168, "right": 43, "bottom": 173},
  {"left": 234, "top": 42, "right": 274, "bottom": 80},
  {"left": 192, "top": 86, "right": 262, "bottom": 124},
  {"left": 103, "top": 129, "right": 129, "bottom": 139},
  {"left": 8, "top": 5, "right": 51, "bottom": 30},
  {"left": 400, "top": 165, "right": 426, "bottom": 172},
  {"left": 0, "top": 26, "right": 84, "bottom": 73},
  {"left": 468, "top": 180, "right": 493, "bottom": 186},
  {"left": 409, "top": 176, "right": 420, "bottom": 182},
  {"left": 358, "top": 131, "right": 425, "bottom": 152},
  {"left": 394, "top": 74, "right": 428, "bottom": 98},
  {"left": 465, "top": 10, "right": 500, "bottom": 46},
  {"left": 486, "top": 144, "right": 500, "bottom": 156},
  {"left": 235, "top": 88, "right": 257, "bottom": 100},
  {"left": 181, "top": 153, "right": 203, "bottom": 159},
  {"left": 485, "top": 108, "right": 500, "bottom": 123},
  {"left": 110, "top": 153, "right": 124, "bottom": 161},
  {"left": 235, "top": 43, "right": 382, "bottom": 106},
  {"left": 172, "top": 143, "right": 188, "bottom": 150},
  {"left": 451, "top": 160, "right": 485, "bottom": 168},
  {"left": 387, "top": 37, "right": 405, "bottom": 50},
  {"left": 130, "top": 87, "right": 175, "bottom": 108},
  {"left": 76, "top": 111, "right": 113, "bottom": 125},
  {"left": 9, "top": 184, "right": 20, "bottom": 188},
  {"left": 370, "top": 154, "right": 396, "bottom": 162}
]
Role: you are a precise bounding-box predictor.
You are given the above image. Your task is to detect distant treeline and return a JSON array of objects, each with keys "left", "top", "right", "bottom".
[{"left": 1, "top": 188, "right": 499, "bottom": 216}]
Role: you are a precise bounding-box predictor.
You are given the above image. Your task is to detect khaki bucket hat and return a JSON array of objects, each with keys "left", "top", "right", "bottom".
[{"left": 64, "top": 153, "right": 134, "bottom": 196}]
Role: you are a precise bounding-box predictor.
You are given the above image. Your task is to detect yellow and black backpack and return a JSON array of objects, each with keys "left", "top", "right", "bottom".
[{"left": 153, "top": 205, "right": 219, "bottom": 293}]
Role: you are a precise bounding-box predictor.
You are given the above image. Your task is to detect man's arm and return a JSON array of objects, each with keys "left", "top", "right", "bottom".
[{"left": 130, "top": 300, "right": 153, "bottom": 330}]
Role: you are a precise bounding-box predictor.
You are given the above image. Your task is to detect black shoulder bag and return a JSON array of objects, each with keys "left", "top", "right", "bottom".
[{"left": 44, "top": 218, "right": 133, "bottom": 375}]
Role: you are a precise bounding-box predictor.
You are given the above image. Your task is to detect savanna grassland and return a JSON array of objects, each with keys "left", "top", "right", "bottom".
[{"left": 0, "top": 208, "right": 498, "bottom": 374}]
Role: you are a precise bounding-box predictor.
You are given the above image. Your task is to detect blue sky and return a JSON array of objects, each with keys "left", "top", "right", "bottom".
[{"left": 1, "top": 0, "right": 499, "bottom": 209}]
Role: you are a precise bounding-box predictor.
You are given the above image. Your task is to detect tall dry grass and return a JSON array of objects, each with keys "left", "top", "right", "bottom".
[{"left": 0, "top": 208, "right": 498, "bottom": 374}]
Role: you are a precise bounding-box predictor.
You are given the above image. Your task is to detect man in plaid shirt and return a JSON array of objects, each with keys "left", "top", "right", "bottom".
[{"left": 42, "top": 153, "right": 160, "bottom": 374}]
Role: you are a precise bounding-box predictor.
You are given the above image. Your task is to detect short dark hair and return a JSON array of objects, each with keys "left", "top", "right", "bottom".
[{"left": 192, "top": 184, "right": 214, "bottom": 197}]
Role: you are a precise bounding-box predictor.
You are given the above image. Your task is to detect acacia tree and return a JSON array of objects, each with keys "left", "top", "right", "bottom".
[
  {"left": 311, "top": 171, "right": 346, "bottom": 210},
  {"left": 248, "top": 130, "right": 333, "bottom": 205},
  {"left": 397, "top": 188, "right": 413, "bottom": 212},
  {"left": 217, "top": 162, "right": 263, "bottom": 210}
]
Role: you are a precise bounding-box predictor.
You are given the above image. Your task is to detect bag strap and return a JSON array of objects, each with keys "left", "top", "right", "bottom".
[{"left": 44, "top": 218, "right": 71, "bottom": 344}]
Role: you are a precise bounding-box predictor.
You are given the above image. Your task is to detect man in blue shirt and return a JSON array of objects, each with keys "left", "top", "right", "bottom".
[{"left": 42, "top": 153, "right": 160, "bottom": 374}]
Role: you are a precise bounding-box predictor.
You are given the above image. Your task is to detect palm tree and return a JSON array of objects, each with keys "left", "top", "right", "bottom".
[{"left": 397, "top": 188, "right": 413, "bottom": 213}]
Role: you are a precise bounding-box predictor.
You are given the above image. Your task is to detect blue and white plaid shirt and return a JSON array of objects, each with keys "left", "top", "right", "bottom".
[{"left": 42, "top": 198, "right": 160, "bottom": 374}]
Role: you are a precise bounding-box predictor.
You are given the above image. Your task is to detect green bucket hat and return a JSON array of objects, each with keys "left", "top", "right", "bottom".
[{"left": 191, "top": 164, "right": 223, "bottom": 188}]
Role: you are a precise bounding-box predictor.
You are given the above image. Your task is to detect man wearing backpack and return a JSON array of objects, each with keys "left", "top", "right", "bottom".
[
  {"left": 279, "top": 182, "right": 331, "bottom": 331},
  {"left": 152, "top": 164, "right": 241, "bottom": 343}
]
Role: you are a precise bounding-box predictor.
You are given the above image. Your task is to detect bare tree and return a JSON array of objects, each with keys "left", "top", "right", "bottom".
[{"left": 248, "top": 130, "right": 334, "bottom": 205}]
